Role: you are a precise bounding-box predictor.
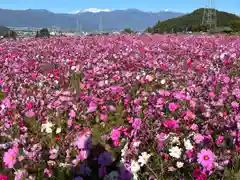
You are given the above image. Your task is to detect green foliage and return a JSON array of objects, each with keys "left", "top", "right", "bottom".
[
  {"left": 145, "top": 26, "right": 154, "bottom": 33},
  {"left": 209, "top": 26, "right": 233, "bottom": 34},
  {"left": 0, "top": 91, "right": 6, "bottom": 100},
  {"left": 91, "top": 102, "right": 126, "bottom": 147},
  {"left": 69, "top": 72, "right": 83, "bottom": 92},
  {"left": 123, "top": 28, "right": 134, "bottom": 34},
  {"left": 230, "top": 20, "right": 240, "bottom": 32},
  {"left": 36, "top": 28, "right": 50, "bottom": 37},
  {"left": 229, "top": 70, "right": 240, "bottom": 77},
  {"left": 223, "top": 153, "right": 240, "bottom": 180},
  {"left": 148, "top": 8, "right": 240, "bottom": 33}
]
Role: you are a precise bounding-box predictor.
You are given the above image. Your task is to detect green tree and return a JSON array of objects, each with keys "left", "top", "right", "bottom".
[
  {"left": 39, "top": 28, "right": 50, "bottom": 37},
  {"left": 36, "top": 31, "right": 39, "bottom": 37},
  {"left": 123, "top": 28, "right": 133, "bottom": 34},
  {"left": 230, "top": 20, "right": 240, "bottom": 32},
  {"left": 145, "top": 27, "right": 154, "bottom": 33}
]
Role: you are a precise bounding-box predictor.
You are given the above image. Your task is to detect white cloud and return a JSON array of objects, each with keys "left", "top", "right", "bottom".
[
  {"left": 71, "top": 8, "right": 111, "bottom": 14},
  {"left": 164, "top": 9, "right": 169, "bottom": 12}
]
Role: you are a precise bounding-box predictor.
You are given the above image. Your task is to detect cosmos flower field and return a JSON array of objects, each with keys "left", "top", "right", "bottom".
[{"left": 0, "top": 34, "right": 240, "bottom": 180}]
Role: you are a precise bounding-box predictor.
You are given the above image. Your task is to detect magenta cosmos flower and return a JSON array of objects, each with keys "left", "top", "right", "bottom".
[
  {"left": 0, "top": 174, "right": 8, "bottom": 180},
  {"left": 216, "top": 136, "right": 224, "bottom": 145},
  {"left": 111, "top": 128, "right": 120, "bottom": 141},
  {"left": 163, "top": 119, "right": 179, "bottom": 129},
  {"left": 197, "top": 149, "right": 215, "bottom": 170},
  {"left": 168, "top": 103, "right": 179, "bottom": 112}
]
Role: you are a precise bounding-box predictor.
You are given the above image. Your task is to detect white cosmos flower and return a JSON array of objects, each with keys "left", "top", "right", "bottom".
[
  {"left": 184, "top": 139, "right": 193, "bottom": 150},
  {"left": 138, "top": 152, "right": 151, "bottom": 166},
  {"left": 39, "top": 82, "right": 43, "bottom": 87},
  {"left": 133, "top": 173, "right": 138, "bottom": 180},
  {"left": 176, "top": 161, "right": 184, "bottom": 168},
  {"left": 59, "top": 163, "right": 71, "bottom": 168},
  {"left": 133, "top": 141, "right": 141, "bottom": 148},
  {"left": 171, "top": 136, "right": 180, "bottom": 145},
  {"left": 131, "top": 160, "right": 141, "bottom": 173},
  {"left": 71, "top": 66, "right": 76, "bottom": 70},
  {"left": 160, "top": 79, "right": 166, "bottom": 84},
  {"left": 169, "top": 146, "right": 182, "bottom": 159},
  {"left": 56, "top": 127, "right": 61, "bottom": 134},
  {"left": 41, "top": 121, "right": 54, "bottom": 134}
]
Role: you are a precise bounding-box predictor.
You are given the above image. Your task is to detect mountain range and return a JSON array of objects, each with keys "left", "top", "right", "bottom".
[{"left": 0, "top": 8, "right": 184, "bottom": 32}]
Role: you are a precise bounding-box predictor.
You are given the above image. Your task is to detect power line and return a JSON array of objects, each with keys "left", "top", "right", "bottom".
[{"left": 202, "top": 0, "right": 217, "bottom": 30}]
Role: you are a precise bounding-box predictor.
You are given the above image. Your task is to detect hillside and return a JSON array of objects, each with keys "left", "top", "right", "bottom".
[
  {"left": 148, "top": 8, "right": 240, "bottom": 33},
  {"left": 0, "top": 8, "right": 184, "bottom": 32}
]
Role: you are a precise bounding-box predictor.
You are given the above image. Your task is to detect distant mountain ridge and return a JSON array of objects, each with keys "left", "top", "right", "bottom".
[{"left": 0, "top": 8, "right": 184, "bottom": 32}]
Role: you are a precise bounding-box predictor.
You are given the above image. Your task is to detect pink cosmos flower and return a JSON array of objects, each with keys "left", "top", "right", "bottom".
[
  {"left": 69, "top": 109, "right": 76, "bottom": 118},
  {"left": 194, "top": 133, "right": 205, "bottom": 144},
  {"left": 158, "top": 90, "right": 170, "bottom": 96},
  {"left": 157, "top": 133, "right": 167, "bottom": 151},
  {"left": 190, "top": 124, "right": 198, "bottom": 130},
  {"left": 100, "top": 114, "right": 108, "bottom": 121},
  {"left": 14, "top": 170, "right": 27, "bottom": 180},
  {"left": 3, "top": 88, "right": 9, "bottom": 93},
  {"left": 216, "top": 136, "right": 224, "bottom": 145},
  {"left": 186, "top": 150, "right": 194, "bottom": 158},
  {"left": 156, "top": 98, "right": 164, "bottom": 105},
  {"left": 168, "top": 103, "right": 179, "bottom": 112},
  {"left": 231, "top": 101, "right": 239, "bottom": 109},
  {"left": 75, "top": 133, "right": 91, "bottom": 149},
  {"left": 190, "top": 100, "right": 196, "bottom": 108},
  {"left": 3, "top": 148, "right": 17, "bottom": 168},
  {"left": 109, "top": 86, "right": 123, "bottom": 93},
  {"left": 184, "top": 110, "right": 196, "bottom": 120},
  {"left": 0, "top": 79, "right": 4, "bottom": 86},
  {"left": 108, "top": 105, "right": 116, "bottom": 112},
  {"left": 26, "top": 101, "right": 33, "bottom": 109},
  {"left": 79, "top": 150, "right": 88, "bottom": 160},
  {"left": 209, "top": 92, "right": 215, "bottom": 98},
  {"left": 2, "top": 98, "right": 11, "bottom": 108},
  {"left": 25, "top": 110, "right": 35, "bottom": 118},
  {"left": 197, "top": 149, "right": 215, "bottom": 171},
  {"left": 111, "top": 128, "right": 120, "bottom": 141},
  {"left": 87, "top": 102, "right": 97, "bottom": 113},
  {"left": 132, "top": 118, "right": 142, "bottom": 130},
  {"left": 223, "top": 76, "right": 230, "bottom": 83}
]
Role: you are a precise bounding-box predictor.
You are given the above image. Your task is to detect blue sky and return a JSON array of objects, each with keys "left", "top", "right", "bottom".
[{"left": 0, "top": 0, "right": 239, "bottom": 14}]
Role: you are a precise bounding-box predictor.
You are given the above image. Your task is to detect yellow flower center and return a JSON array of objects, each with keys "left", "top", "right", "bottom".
[
  {"left": 204, "top": 155, "right": 209, "bottom": 160},
  {"left": 9, "top": 155, "right": 13, "bottom": 161}
]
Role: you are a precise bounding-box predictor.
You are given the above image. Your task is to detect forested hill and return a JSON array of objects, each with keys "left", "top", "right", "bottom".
[{"left": 146, "top": 8, "right": 240, "bottom": 33}]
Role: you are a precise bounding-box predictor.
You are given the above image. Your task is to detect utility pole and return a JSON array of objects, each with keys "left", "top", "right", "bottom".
[
  {"left": 99, "top": 15, "right": 103, "bottom": 33},
  {"left": 76, "top": 19, "right": 79, "bottom": 34},
  {"left": 79, "top": 23, "right": 82, "bottom": 35},
  {"left": 202, "top": 0, "right": 217, "bottom": 30}
]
